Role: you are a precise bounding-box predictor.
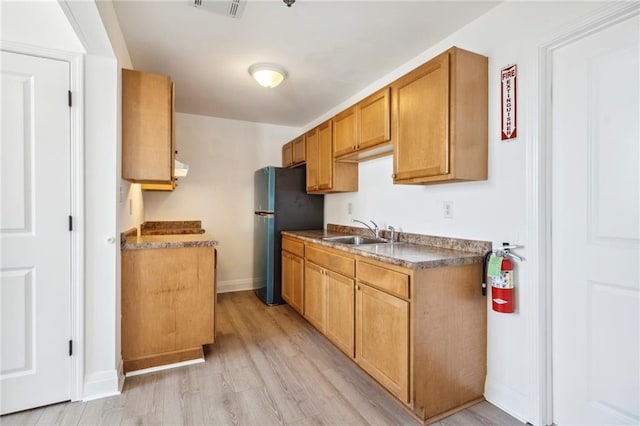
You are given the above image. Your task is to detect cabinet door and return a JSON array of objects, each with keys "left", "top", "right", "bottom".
[
  {"left": 392, "top": 51, "right": 450, "bottom": 182},
  {"left": 281, "top": 252, "right": 293, "bottom": 304},
  {"left": 122, "top": 69, "right": 174, "bottom": 183},
  {"left": 305, "top": 129, "right": 319, "bottom": 191},
  {"left": 356, "top": 283, "right": 409, "bottom": 403},
  {"left": 290, "top": 253, "right": 304, "bottom": 314},
  {"left": 282, "top": 142, "right": 293, "bottom": 167},
  {"left": 282, "top": 252, "right": 304, "bottom": 314},
  {"left": 304, "top": 261, "right": 326, "bottom": 332},
  {"left": 333, "top": 107, "right": 357, "bottom": 158},
  {"left": 358, "top": 87, "right": 390, "bottom": 150},
  {"left": 317, "top": 121, "right": 333, "bottom": 190},
  {"left": 292, "top": 136, "right": 306, "bottom": 165},
  {"left": 325, "top": 270, "right": 355, "bottom": 358}
]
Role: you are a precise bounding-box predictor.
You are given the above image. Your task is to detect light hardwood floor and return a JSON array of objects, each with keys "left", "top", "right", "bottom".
[{"left": 2, "top": 291, "right": 523, "bottom": 425}]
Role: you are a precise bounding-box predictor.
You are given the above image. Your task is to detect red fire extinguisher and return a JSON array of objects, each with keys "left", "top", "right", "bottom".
[
  {"left": 491, "top": 257, "right": 515, "bottom": 313},
  {"left": 483, "top": 243, "right": 521, "bottom": 314}
]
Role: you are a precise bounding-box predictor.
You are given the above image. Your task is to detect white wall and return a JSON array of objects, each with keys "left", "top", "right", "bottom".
[
  {"left": 92, "top": 0, "right": 142, "bottom": 397},
  {"left": 55, "top": 0, "right": 125, "bottom": 400},
  {"left": 83, "top": 53, "right": 119, "bottom": 398},
  {"left": 144, "top": 113, "right": 299, "bottom": 292},
  {"left": 93, "top": 0, "right": 144, "bottom": 235},
  {"left": 304, "top": 2, "right": 607, "bottom": 423},
  {"left": 0, "top": 0, "right": 84, "bottom": 52}
]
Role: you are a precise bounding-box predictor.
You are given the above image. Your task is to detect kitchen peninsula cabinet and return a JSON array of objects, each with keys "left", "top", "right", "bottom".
[
  {"left": 281, "top": 236, "right": 304, "bottom": 314},
  {"left": 333, "top": 87, "right": 391, "bottom": 161},
  {"left": 391, "top": 47, "right": 488, "bottom": 184},
  {"left": 305, "top": 121, "right": 358, "bottom": 193},
  {"left": 121, "top": 236, "right": 216, "bottom": 373},
  {"left": 122, "top": 68, "right": 176, "bottom": 190}
]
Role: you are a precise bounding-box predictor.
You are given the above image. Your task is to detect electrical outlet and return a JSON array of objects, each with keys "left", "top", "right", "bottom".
[
  {"left": 443, "top": 201, "right": 453, "bottom": 219},
  {"left": 347, "top": 202, "right": 353, "bottom": 215}
]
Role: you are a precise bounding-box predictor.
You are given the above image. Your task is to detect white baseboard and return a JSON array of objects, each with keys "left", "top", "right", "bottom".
[
  {"left": 217, "top": 278, "right": 260, "bottom": 294},
  {"left": 82, "top": 369, "right": 121, "bottom": 401},
  {"left": 125, "top": 358, "right": 204, "bottom": 377},
  {"left": 484, "top": 378, "right": 529, "bottom": 424}
]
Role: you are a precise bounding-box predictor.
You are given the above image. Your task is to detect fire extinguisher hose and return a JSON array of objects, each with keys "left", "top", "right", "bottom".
[{"left": 481, "top": 250, "right": 493, "bottom": 297}]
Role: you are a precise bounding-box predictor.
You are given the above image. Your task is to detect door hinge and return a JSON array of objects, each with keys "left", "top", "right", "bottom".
[
  {"left": 68, "top": 215, "right": 73, "bottom": 231},
  {"left": 69, "top": 340, "right": 73, "bottom": 356},
  {"left": 68, "top": 90, "right": 72, "bottom": 107}
]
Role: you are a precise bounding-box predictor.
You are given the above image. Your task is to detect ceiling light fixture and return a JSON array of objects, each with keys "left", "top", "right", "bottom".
[
  {"left": 283, "top": 0, "right": 295, "bottom": 7},
  {"left": 248, "top": 63, "right": 287, "bottom": 88}
]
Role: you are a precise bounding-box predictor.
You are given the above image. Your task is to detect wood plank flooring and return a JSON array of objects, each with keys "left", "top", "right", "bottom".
[{"left": 2, "top": 291, "right": 524, "bottom": 425}]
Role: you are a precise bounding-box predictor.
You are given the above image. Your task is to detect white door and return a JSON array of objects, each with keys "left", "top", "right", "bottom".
[
  {"left": 0, "top": 51, "right": 72, "bottom": 414},
  {"left": 551, "top": 14, "right": 640, "bottom": 425}
]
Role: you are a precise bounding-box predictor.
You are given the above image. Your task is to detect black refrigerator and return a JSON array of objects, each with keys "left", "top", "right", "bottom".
[{"left": 254, "top": 166, "right": 324, "bottom": 305}]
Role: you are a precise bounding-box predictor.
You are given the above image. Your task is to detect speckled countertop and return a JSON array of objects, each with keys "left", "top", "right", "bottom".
[
  {"left": 140, "top": 220, "right": 206, "bottom": 235},
  {"left": 121, "top": 226, "right": 218, "bottom": 251},
  {"left": 282, "top": 224, "right": 491, "bottom": 270}
]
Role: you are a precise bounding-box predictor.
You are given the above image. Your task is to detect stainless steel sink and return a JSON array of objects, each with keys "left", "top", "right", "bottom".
[{"left": 322, "top": 235, "right": 389, "bottom": 245}]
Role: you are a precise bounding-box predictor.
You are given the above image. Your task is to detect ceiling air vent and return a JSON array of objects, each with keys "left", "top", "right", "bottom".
[{"left": 193, "top": 0, "right": 246, "bottom": 19}]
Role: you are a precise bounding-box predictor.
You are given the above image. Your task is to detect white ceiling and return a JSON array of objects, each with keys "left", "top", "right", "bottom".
[{"left": 112, "top": 0, "right": 500, "bottom": 127}]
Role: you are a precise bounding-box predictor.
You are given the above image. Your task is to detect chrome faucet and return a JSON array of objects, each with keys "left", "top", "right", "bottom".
[
  {"left": 387, "top": 225, "right": 396, "bottom": 243},
  {"left": 353, "top": 219, "right": 380, "bottom": 238}
]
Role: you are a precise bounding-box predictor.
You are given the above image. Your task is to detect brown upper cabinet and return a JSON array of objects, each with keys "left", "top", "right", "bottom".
[
  {"left": 391, "top": 47, "right": 488, "bottom": 184},
  {"left": 292, "top": 136, "right": 306, "bottom": 164},
  {"left": 282, "top": 135, "right": 306, "bottom": 168},
  {"left": 306, "top": 121, "right": 358, "bottom": 194},
  {"left": 282, "top": 142, "right": 293, "bottom": 167},
  {"left": 333, "top": 87, "right": 391, "bottom": 161},
  {"left": 122, "top": 68, "right": 176, "bottom": 190}
]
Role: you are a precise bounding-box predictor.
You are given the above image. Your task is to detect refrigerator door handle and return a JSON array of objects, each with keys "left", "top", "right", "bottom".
[{"left": 255, "top": 211, "right": 275, "bottom": 217}]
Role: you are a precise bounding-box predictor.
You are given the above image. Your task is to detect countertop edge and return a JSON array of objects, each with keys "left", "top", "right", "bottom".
[
  {"left": 281, "top": 230, "right": 485, "bottom": 270},
  {"left": 121, "top": 232, "right": 218, "bottom": 251}
]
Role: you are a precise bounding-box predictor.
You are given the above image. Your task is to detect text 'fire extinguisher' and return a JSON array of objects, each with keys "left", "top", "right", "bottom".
[{"left": 482, "top": 243, "right": 524, "bottom": 314}]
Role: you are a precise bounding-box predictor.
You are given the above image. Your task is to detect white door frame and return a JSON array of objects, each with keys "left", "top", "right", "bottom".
[
  {"left": 0, "top": 41, "right": 85, "bottom": 403},
  {"left": 529, "top": 2, "right": 640, "bottom": 425}
]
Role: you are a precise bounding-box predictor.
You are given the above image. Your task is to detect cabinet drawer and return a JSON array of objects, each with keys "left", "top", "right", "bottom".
[
  {"left": 282, "top": 237, "right": 304, "bottom": 257},
  {"left": 357, "top": 261, "right": 409, "bottom": 299},
  {"left": 306, "top": 244, "right": 355, "bottom": 277}
]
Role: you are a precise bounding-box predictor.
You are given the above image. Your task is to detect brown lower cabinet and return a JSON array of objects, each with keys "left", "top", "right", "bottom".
[
  {"left": 282, "top": 237, "right": 486, "bottom": 423},
  {"left": 356, "top": 281, "right": 409, "bottom": 403},
  {"left": 303, "top": 261, "right": 326, "bottom": 331},
  {"left": 282, "top": 236, "right": 305, "bottom": 314},
  {"left": 121, "top": 246, "right": 216, "bottom": 373}
]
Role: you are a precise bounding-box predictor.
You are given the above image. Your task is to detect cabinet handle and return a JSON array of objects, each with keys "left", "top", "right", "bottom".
[{"left": 392, "top": 173, "right": 396, "bottom": 179}]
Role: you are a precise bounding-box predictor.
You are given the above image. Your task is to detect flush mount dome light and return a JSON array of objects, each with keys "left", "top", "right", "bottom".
[{"left": 248, "top": 63, "right": 287, "bottom": 88}]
